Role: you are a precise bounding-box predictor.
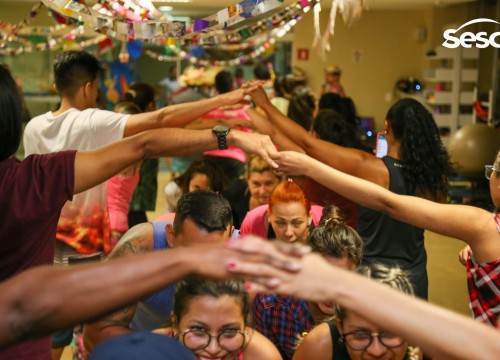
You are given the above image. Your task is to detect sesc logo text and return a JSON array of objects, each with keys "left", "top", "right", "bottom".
[{"left": 442, "top": 18, "right": 500, "bottom": 48}]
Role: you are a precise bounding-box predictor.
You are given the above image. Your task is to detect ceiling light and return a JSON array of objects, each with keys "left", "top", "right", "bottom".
[{"left": 159, "top": 5, "right": 174, "bottom": 11}]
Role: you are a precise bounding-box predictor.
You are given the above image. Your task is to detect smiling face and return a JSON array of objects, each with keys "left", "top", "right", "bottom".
[
  {"left": 268, "top": 202, "right": 311, "bottom": 243},
  {"left": 339, "top": 312, "right": 408, "bottom": 360},
  {"left": 176, "top": 295, "right": 246, "bottom": 360},
  {"left": 247, "top": 171, "right": 281, "bottom": 206}
]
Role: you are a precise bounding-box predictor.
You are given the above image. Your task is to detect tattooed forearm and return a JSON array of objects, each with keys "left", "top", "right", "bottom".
[
  {"left": 108, "top": 223, "right": 153, "bottom": 259},
  {"left": 91, "top": 304, "right": 136, "bottom": 329}
]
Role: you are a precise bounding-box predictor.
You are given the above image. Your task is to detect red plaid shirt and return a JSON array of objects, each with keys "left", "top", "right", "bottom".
[
  {"left": 466, "top": 212, "right": 500, "bottom": 326},
  {"left": 253, "top": 294, "right": 315, "bottom": 360}
]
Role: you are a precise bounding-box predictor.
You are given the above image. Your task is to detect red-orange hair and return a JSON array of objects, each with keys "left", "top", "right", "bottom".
[{"left": 268, "top": 181, "right": 311, "bottom": 214}]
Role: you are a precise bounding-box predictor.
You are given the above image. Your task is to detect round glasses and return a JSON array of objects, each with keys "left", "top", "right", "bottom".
[
  {"left": 485, "top": 165, "right": 498, "bottom": 180},
  {"left": 182, "top": 328, "right": 245, "bottom": 352},
  {"left": 340, "top": 331, "right": 404, "bottom": 351}
]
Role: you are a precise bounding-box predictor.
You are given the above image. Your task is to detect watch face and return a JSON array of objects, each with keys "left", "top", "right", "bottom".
[{"left": 213, "top": 125, "right": 230, "bottom": 133}]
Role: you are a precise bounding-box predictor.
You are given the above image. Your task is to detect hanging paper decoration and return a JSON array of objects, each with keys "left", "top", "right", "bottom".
[
  {"left": 3, "top": 0, "right": 310, "bottom": 66},
  {"left": 189, "top": 45, "right": 204, "bottom": 58},
  {"left": 119, "top": 41, "right": 129, "bottom": 63},
  {"left": 312, "top": 0, "right": 366, "bottom": 58},
  {"left": 127, "top": 40, "right": 143, "bottom": 59}
]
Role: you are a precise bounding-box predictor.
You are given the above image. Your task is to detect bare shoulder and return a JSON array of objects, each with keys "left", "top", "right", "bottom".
[
  {"left": 359, "top": 155, "right": 390, "bottom": 187},
  {"left": 108, "top": 222, "right": 155, "bottom": 259},
  {"left": 293, "top": 322, "right": 332, "bottom": 360},
  {"left": 243, "top": 328, "right": 283, "bottom": 360}
]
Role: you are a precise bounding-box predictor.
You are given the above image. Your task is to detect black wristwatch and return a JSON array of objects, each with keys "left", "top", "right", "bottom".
[{"left": 212, "top": 125, "right": 230, "bottom": 150}]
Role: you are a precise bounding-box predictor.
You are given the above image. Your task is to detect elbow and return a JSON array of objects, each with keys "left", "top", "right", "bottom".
[
  {"left": 7, "top": 298, "right": 57, "bottom": 344},
  {"left": 379, "top": 197, "right": 398, "bottom": 217}
]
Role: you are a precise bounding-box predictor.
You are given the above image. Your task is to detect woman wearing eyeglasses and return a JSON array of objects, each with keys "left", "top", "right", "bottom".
[
  {"left": 293, "top": 263, "right": 419, "bottom": 360},
  {"left": 272, "top": 149, "right": 500, "bottom": 327},
  {"left": 170, "top": 277, "right": 282, "bottom": 360}
]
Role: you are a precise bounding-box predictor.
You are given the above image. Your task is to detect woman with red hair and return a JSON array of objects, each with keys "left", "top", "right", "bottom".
[{"left": 239, "top": 180, "right": 322, "bottom": 243}]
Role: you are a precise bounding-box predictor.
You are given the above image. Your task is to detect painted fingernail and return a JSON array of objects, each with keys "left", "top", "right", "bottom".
[
  {"left": 226, "top": 261, "right": 237, "bottom": 270},
  {"left": 243, "top": 282, "right": 253, "bottom": 291},
  {"left": 285, "top": 261, "right": 302, "bottom": 271}
]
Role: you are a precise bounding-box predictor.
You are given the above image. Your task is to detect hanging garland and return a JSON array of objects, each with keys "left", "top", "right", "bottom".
[{"left": 2, "top": 0, "right": 363, "bottom": 66}]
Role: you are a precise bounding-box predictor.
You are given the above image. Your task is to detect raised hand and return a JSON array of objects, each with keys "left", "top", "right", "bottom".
[
  {"left": 230, "top": 130, "right": 279, "bottom": 169},
  {"left": 271, "top": 151, "right": 313, "bottom": 176}
]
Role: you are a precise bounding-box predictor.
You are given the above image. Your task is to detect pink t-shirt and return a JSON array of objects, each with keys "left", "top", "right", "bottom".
[
  {"left": 107, "top": 172, "right": 140, "bottom": 232},
  {"left": 202, "top": 108, "right": 252, "bottom": 163},
  {"left": 239, "top": 204, "right": 324, "bottom": 239}
]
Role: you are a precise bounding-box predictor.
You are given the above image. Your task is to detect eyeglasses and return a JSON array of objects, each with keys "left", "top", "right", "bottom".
[
  {"left": 182, "top": 328, "right": 245, "bottom": 352},
  {"left": 340, "top": 330, "right": 404, "bottom": 351},
  {"left": 485, "top": 165, "right": 499, "bottom": 180}
]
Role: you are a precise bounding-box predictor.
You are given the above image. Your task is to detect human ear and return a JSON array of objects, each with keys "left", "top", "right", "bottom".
[
  {"left": 166, "top": 224, "right": 175, "bottom": 247},
  {"left": 83, "top": 81, "right": 93, "bottom": 98},
  {"left": 170, "top": 312, "right": 179, "bottom": 336}
]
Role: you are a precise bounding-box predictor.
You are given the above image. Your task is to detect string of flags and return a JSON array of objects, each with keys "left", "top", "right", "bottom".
[{"left": 1, "top": 0, "right": 367, "bottom": 64}]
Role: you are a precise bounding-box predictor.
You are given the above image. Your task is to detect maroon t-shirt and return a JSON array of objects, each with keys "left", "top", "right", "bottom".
[{"left": 0, "top": 151, "right": 75, "bottom": 359}]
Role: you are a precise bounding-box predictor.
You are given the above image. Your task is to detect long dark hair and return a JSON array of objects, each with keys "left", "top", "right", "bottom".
[
  {"left": 386, "top": 98, "right": 453, "bottom": 199},
  {"left": 0, "top": 65, "right": 23, "bottom": 161}
]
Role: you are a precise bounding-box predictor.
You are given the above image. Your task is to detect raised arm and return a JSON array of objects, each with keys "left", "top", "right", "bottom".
[
  {"left": 226, "top": 238, "right": 500, "bottom": 360},
  {"left": 123, "top": 87, "right": 257, "bottom": 137},
  {"left": 74, "top": 128, "right": 278, "bottom": 194},
  {"left": 246, "top": 107, "right": 305, "bottom": 153},
  {"left": 273, "top": 151, "right": 498, "bottom": 261},
  {"left": 0, "top": 236, "right": 303, "bottom": 349},
  {"left": 248, "top": 85, "right": 377, "bottom": 180},
  {"left": 0, "top": 242, "right": 226, "bottom": 349}
]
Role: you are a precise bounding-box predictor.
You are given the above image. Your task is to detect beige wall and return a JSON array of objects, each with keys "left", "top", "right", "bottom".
[
  {"left": 292, "top": 8, "right": 433, "bottom": 130},
  {"left": 291, "top": 4, "right": 482, "bottom": 130}
]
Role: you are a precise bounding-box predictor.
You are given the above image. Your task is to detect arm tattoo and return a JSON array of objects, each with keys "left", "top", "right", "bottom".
[
  {"left": 108, "top": 223, "right": 153, "bottom": 259},
  {"left": 101, "top": 304, "right": 137, "bottom": 328}
]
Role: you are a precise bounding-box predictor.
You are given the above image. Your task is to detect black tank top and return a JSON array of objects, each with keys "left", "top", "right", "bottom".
[
  {"left": 329, "top": 320, "right": 350, "bottom": 360},
  {"left": 357, "top": 156, "right": 427, "bottom": 300}
]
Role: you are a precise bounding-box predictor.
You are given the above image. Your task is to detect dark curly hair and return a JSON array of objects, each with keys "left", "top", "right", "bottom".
[
  {"left": 174, "top": 158, "right": 228, "bottom": 196},
  {"left": 386, "top": 98, "right": 453, "bottom": 200}
]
